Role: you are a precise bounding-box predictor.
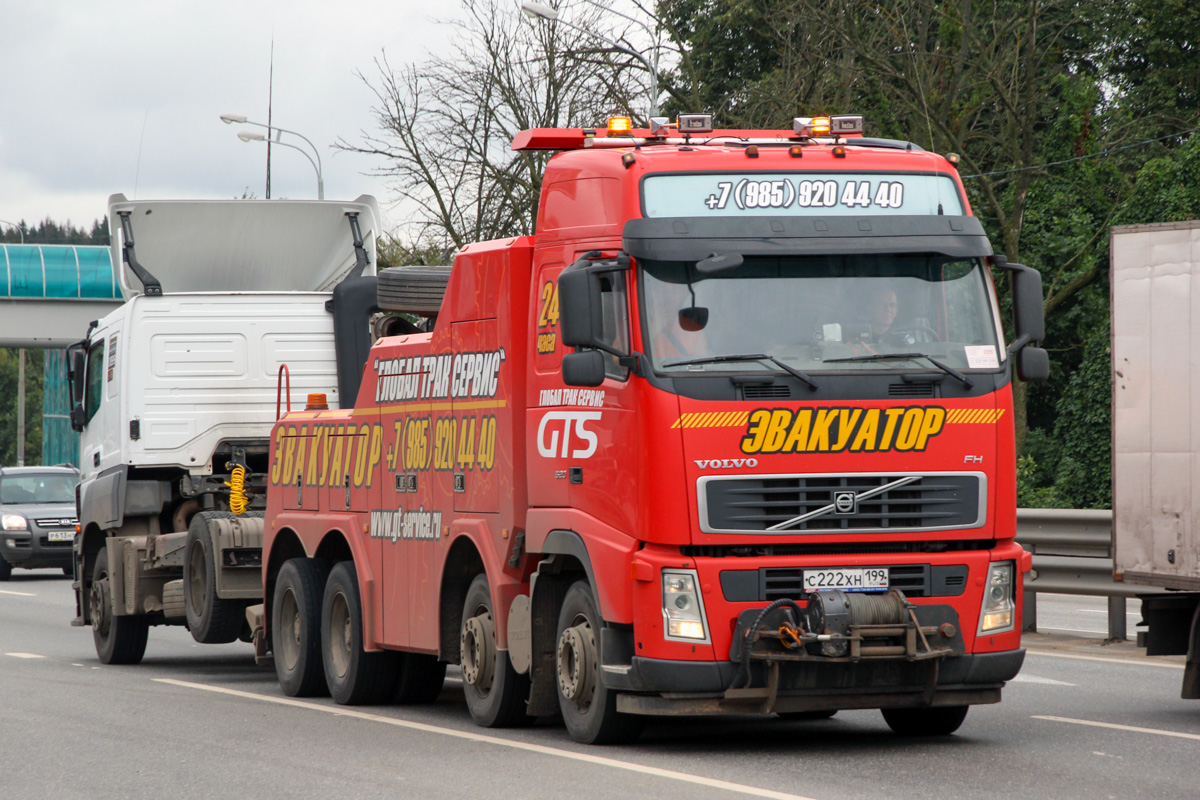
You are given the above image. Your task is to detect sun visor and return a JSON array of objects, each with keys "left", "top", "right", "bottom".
[
  {"left": 107, "top": 194, "right": 382, "bottom": 298},
  {"left": 623, "top": 215, "right": 993, "bottom": 262}
]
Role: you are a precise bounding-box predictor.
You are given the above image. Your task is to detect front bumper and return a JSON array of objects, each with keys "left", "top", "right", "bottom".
[
  {"left": 1, "top": 529, "right": 75, "bottom": 569},
  {"left": 606, "top": 649, "right": 1024, "bottom": 716}
]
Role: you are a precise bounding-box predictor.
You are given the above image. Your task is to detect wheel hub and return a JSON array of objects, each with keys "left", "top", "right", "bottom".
[
  {"left": 90, "top": 576, "right": 111, "bottom": 637},
  {"left": 460, "top": 611, "right": 495, "bottom": 691},
  {"left": 557, "top": 619, "right": 597, "bottom": 710}
]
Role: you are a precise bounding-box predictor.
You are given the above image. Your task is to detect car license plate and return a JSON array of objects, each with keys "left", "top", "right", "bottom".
[
  {"left": 802, "top": 567, "right": 889, "bottom": 593},
  {"left": 47, "top": 530, "right": 74, "bottom": 542}
]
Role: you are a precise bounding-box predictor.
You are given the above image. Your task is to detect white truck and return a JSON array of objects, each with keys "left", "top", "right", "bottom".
[
  {"left": 68, "top": 194, "right": 383, "bottom": 664},
  {"left": 1112, "top": 219, "right": 1200, "bottom": 696}
]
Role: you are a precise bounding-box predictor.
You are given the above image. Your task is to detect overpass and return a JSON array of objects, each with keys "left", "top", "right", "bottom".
[{"left": 1, "top": 244, "right": 123, "bottom": 347}]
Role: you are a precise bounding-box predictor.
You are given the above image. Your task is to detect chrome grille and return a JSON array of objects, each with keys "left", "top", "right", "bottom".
[{"left": 699, "top": 472, "right": 984, "bottom": 534}]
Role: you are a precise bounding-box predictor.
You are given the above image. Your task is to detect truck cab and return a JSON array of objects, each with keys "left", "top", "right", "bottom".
[{"left": 70, "top": 194, "right": 381, "bottom": 664}]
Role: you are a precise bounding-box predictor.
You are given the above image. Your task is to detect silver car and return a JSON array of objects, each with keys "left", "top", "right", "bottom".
[{"left": 0, "top": 466, "right": 79, "bottom": 580}]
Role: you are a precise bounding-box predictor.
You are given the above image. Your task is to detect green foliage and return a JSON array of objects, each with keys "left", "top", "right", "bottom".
[
  {"left": 0, "top": 217, "right": 108, "bottom": 245},
  {"left": 0, "top": 349, "right": 44, "bottom": 467}
]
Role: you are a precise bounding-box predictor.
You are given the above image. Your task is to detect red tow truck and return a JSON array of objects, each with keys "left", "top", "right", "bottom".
[{"left": 260, "top": 114, "right": 1048, "bottom": 743}]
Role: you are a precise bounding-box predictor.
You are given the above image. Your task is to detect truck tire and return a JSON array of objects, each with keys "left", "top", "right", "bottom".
[
  {"left": 90, "top": 545, "right": 149, "bottom": 665},
  {"left": 394, "top": 653, "right": 446, "bottom": 704},
  {"left": 376, "top": 266, "right": 451, "bottom": 316},
  {"left": 460, "top": 573, "right": 531, "bottom": 727},
  {"left": 322, "top": 561, "right": 398, "bottom": 705},
  {"left": 881, "top": 705, "right": 969, "bottom": 736},
  {"left": 555, "top": 580, "right": 644, "bottom": 744},
  {"left": 185, "top": 511, "right": 246, "bottom": 644},
  {"left": 273, "top": 558, "right": 330, "bottom": 697},
  {"left": 0, "top": 554, "right": 11, "bottom": 581}
]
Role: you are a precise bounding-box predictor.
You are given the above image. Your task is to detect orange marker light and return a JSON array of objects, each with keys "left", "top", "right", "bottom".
[
  {"left": 832, "top": 144, "right": 846, "bottom": 158},
  {"left": 305, "top": 393, "right": 328, "bottom": 410},
  {"left": 812, "top": 116, "right": 832, "bottom": 137},
  {"left": 607, "top": 116, "right": 633, "bottom": 135}
]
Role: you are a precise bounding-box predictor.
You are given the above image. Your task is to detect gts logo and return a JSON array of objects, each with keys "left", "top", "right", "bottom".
[{"left": 694, "top": 458, "right": 759, "bottom": 469}]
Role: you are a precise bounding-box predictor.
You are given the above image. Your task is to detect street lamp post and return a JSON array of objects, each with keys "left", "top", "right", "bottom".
[
  {"left": 220, "top": 114, "right": 325, "bottom": 199},
  {"left": 1, "top": 218, "right": 26, "bottom": 466},
  {"left": 521, "top": 1, "right": 660, "bottom": 118}
]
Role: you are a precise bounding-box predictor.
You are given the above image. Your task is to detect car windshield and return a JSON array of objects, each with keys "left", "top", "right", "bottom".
[
  {"left": 639, "top": 254, "right": 1002, "bottom": 374},
  {"left": 0, "top": 474, "right": 77, "bottom": 505}
]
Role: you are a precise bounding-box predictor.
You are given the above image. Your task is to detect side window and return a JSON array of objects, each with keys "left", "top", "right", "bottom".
[
  {"left": 598, "top": 272, "right": 630, "bottom": 380},
  {"left": 84, "top": 340, "right": 105, "bottom": 425}
]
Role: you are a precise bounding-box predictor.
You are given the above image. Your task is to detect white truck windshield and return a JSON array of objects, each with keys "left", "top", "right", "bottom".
[{"left": 639, "top": 255, "right": 1002, "bottom": 375}]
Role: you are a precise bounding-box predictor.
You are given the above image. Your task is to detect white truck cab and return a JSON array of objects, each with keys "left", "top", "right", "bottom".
[{"left": 69, "top": 194, "right": 382, "bottom": 664}]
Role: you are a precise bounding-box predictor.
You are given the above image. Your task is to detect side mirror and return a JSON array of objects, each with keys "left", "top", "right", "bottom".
[
  {"left": 1016, "top": 346, "right": 1049, "bottom": 382},
  {"left": 69, "top": 404, "right": 87, "bottom": 432},
  {"left": 558, "top": 265, "right": 602, "bottom": 348},
  {"left": 562, "top": 350, "right": 606, "bottom": 387},
  {"left": 68, "top": 347, "right": 86, "bottom": 404},
  {"left": 1010, "top": 265, "right": 1045, "bottom": 345}
]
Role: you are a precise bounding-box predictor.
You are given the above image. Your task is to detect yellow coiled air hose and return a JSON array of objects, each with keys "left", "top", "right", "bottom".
[{"left": 225, "top": 464, "right": 249, "bottom": 515}]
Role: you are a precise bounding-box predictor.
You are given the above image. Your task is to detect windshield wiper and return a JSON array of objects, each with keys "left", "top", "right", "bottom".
[
  {"left": 823, "top": 352, "right": 973, "bottom": 388},
  {"left": 662, "top": 353, "right": 819, "bottom": 390}
]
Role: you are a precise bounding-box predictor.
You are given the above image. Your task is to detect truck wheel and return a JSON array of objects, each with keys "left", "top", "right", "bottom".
[
  {"left": 322, "top": 561, "right": 398, "bottom": 705},
  {"left": 460, "top": 573, "right": 531, "bottom": 727},
  {"left": 272, "top": 558, "right": 330, "bottom": 697},
  {"left": 555, "top": 580, "right": 644, "bottom": 744},
  {"left": 90, "top": 545, "right": 149, "bottom": 664},
  {"left": 376, "top": 266, "right": 451, "bottom": 316},
  {"left": 394, "top": 653, "right": 446, "bottom": 704},
  {"left": 185, "top": 511, "right": 246, "bottom": 644},
  {"left": 0, "top": 554, "right": 11, "bottom": 581},
  {"left": 881, "top": 705, "right": 969, "bottom": 736}
]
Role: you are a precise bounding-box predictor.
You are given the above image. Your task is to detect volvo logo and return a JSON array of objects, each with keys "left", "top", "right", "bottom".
[{"left": 833, "top": 491, "right": 857, "bottom": 515}]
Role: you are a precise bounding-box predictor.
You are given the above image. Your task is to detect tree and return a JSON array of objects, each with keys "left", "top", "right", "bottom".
[{"left": 342, "top": 0, "right": 649, "bottom": 248}]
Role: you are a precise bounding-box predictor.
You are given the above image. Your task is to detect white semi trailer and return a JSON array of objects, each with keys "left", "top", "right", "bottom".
[
  {"left": 68, "top": 195, "right": 382, "bottom": 664},
  {"left": 1112, "top": 219, "right": 1200, "bottom": 696}
]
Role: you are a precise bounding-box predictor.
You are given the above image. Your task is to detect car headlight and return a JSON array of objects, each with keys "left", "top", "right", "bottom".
[
  {"left": 2, "top": 514, "right": 28, "bottom": 531},
  {"left": 662, "top": 569, "right": 709, "bottom": 642},
  {"left": 979, "top": 561, "right": 1015, "bottom": 633}
]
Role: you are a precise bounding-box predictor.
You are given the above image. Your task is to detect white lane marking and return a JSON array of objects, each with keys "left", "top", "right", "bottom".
[
  {"left": 1025, "top": 648, "right": 1184, "bottom": 670},
  {"left": 1035, "top": 715, "right": 1200, "bottom": 741},
  {"left": 156, "top": 678, "right": 818, "bottom": 800},
  {"left": 1036, "top": 626, "right": 1107, "bottom": 634},
  {"left": 0, "top": 589, "right": 36, "bottom": 597},
  {"left": 1009, "top": 673, "right": 1076, "bottom": 686},
  {"left": 5, "top": 653, "right": 45, "bottom": 659}
]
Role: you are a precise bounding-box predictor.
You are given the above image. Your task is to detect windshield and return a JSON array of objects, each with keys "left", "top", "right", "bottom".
[
  {"left": 0, "top": 474, "right": 78, "bottom": 505},
  {"left": 639, "top": 255, "right": 1002, "bottom": 374}
]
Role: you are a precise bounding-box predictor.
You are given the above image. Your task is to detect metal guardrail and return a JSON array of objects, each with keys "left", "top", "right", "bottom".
[{"left": 1015, "top": 508, "right": 1160, "bottom": 640}]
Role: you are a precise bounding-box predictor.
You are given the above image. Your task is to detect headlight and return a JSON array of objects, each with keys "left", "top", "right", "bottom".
[
  {"left": 2, "top": 514, "right": 28, "bottom": 531},
  {"left": 662, "top": 569, "right": 709, "bottom": 642},
  {"left": 978, "top": 561, "right": 1015, "bottom": 633}
]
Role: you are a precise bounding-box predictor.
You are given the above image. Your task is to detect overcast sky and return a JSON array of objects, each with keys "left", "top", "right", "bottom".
[{"left": 0, "top": 0, "right": 459, "bottom": 235}]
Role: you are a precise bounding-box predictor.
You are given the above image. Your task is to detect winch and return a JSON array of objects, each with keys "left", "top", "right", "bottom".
[{"left": 725, "top": 589, "right": 964, "bottom": 710}]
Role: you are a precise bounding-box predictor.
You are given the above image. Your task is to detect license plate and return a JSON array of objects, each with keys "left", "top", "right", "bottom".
[
  {"left": 47, "top": 530, "right": 74, "bottom": 542},
  {"left": 802, "top": 567, "right": 889, "bottom": 593}
]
